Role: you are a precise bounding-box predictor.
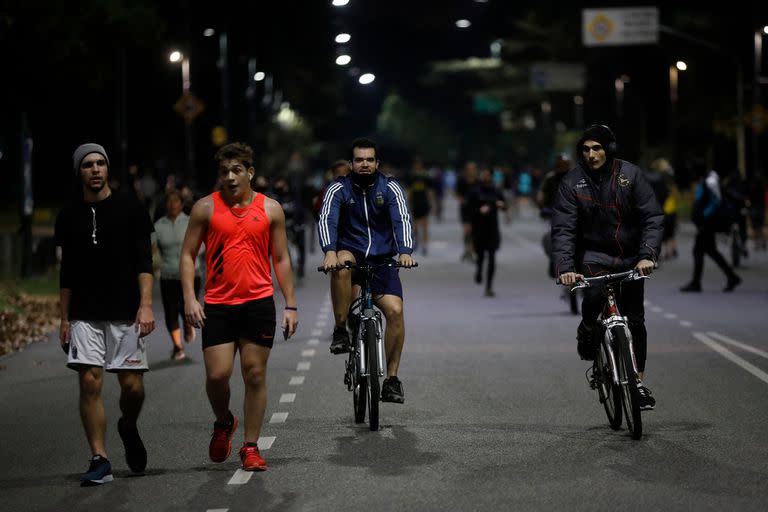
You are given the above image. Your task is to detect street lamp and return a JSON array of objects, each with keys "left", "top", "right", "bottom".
[
  {"left": 752, "top": 26, "right": 768, "bottom": 178},
  {"left": 169, "top": 50, "right": 194, "bottom": 182},
  {"left": 669, "top": 61, "right": 686, "bottom": 168}
]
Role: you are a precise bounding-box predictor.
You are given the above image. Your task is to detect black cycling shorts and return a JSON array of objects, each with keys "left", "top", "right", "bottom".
[{"left": 202, "top": 296, "right": 276, "bottom": 349}]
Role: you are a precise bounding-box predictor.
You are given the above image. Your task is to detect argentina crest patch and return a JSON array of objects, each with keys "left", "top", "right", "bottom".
[
  {"left": 617, "top": 173, "right": 631, "bottom": 187},
  {"left": 375, "top": 193, "right": 385, "bottom": 206}
]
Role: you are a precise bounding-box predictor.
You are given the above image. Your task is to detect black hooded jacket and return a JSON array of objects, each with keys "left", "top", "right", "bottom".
[{"left": 551, "top": 149, "right": 663, "bottom": 276}]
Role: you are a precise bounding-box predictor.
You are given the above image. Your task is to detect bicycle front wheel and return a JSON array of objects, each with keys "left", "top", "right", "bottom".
[
  {"left": 365, "top": 319, "right": 380, "bottom": 431},
  {"left": 595, "top": 336, "right": 622, "bottom": 430},
  {"left": 351, "top": 351, "right": 367, "bottom": 424},
  {"left": 612, "top": 326, "right": 642, "bottom": 440}
]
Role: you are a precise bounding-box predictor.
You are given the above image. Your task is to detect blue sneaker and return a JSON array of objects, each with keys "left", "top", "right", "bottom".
[{"left": 80, "top": 455, "right": 113, "bottom": 486}]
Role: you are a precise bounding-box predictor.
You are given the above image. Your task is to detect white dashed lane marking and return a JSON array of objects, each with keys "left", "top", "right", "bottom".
[
  {"left": 270, "top": 412, "right": 289, "bottom": 423},
  {"left": 302, "top": 349, "right": 316, "bottom": 357},
  {"left": 307, "top": 338, "right": 320, "bottom": 345},
  {"left": 280, "top": 393, "right": 296, "bottom": 403},
  {"left": 650, "top": 306, "right": 662, "bottom": 313},
  {"left": 680, "top": 320, "right": 693, "bottom": 328},
  {"left": 297, "top": 361, "right": 311, "bottom": 371},
  {"left": 227, "top": 436, "right": 274, "bottom": 485},
  {"left": 289, "top": 376, "right": 305, "bottom": 385},
  {"left": 664, "top": 313, "right": 677, "bottom": 319},
  {"left": 311, "top": 329, "right": 322, "bottom": 336}
]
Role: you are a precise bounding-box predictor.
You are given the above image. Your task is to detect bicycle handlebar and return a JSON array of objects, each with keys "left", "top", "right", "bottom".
[
  {"left": 556, "top": 268, "right": 651, "bottom": 289},
  {"left": 317, "top": 261, "right": 418, "bottom": 274}
]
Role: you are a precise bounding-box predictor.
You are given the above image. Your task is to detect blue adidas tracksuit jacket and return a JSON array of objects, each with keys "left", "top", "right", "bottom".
[{"left": 318, "top": 172, "right": 414, "bottom": 258}]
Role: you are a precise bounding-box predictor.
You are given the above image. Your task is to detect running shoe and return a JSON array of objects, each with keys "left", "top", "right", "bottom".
[
  {"left": 239, "top": 443, "right": 268, "bottom": 471},
  {"left": 330, "top": 325, "right": 351, "bottom": 354},
  {"left": 209, "top": 413, "right": 238, "bottom": 463},
  {"left": 80, "top": 455, "right": 113, "bottom": 487},
  {"left": 381, "top": 376, "right": 405, "bottom": 403},
  {"left": 117, "top": 417, "right": 147, "bottom": 473},
  {"left": 636, "top": 384, "right": 656, "bottom": 411}
]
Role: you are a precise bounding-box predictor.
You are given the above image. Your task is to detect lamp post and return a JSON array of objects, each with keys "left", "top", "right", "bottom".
[
  {"left": 669, "top": 60, "right": 686, "bottom": 168},
  {"left": 752, "top": 27, "right": 768, "bottom": 178},
  {"left": 170, "top": 50, "right": 195, "bottom": 183}
]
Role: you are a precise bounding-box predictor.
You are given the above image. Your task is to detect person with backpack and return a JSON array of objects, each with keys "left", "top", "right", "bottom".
[{"left": 680, "top": 168, "right": 741, "bottom": 292}]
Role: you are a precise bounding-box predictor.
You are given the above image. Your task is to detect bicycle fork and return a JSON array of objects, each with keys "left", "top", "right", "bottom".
[
  {"left": 602, "top": 316, "right": 639, "bottom": 385},
  {"left": 358, "top": 310, "right": 385, "bottom": 377}
]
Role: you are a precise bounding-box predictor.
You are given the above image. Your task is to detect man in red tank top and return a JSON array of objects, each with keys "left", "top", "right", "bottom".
[{"left": 180, "top": 142, "right": 298, "bottom": 471}]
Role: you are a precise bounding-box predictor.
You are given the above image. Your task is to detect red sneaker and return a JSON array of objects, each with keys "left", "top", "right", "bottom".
[
  {"left": 209, "top": 414, "right": 238, "bottom": 463},
  {"left": 239, "top": 444, "right": 267, "bottom": 471}
]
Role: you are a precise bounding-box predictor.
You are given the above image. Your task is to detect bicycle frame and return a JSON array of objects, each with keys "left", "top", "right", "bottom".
[{"left": 351, "top": 265, "right": 386, "bottom": 378}]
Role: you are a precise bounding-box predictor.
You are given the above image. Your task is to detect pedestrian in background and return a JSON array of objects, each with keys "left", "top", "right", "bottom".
[
  {"left": 55, "top": 143, "right": 155, "bottom": 486},
  {"left": 153, "top": 189, "right": 202, "bottom": 360},
  {"left": 468, "top": 166, "right": 507, "bottom": 297},
  {"left": 680, "top": 167, "right": 742, "bottom": 292}
]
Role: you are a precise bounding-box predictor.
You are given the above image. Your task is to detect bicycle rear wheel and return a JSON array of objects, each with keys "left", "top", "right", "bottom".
[
  {"left": 365, "top": 319, "right": 380, "bottom": 431},
  {"left": 612, "top": 326, "right": 642, "bottom": 440},
  {"left": 595, "top": 337, "right": 622, "bottom": 430},
  {"left": 351, "top": 351, "right": 366, "bottom": 424}
]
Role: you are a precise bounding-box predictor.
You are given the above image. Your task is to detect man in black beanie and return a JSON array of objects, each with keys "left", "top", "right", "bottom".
[
  {"left": 551, "top": 124, "right": 664, "bottom": 411},
  {"left": 55, "top": 143, "right": 156, "bottom": 485}
]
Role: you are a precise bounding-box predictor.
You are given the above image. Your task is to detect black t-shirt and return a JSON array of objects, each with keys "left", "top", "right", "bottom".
[{"left": 54, "top": 191, "right": 154, "bottom": 322}]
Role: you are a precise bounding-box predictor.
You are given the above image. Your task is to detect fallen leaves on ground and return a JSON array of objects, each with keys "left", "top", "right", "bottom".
[{"left": 0, "top": 293, "right": 59, "bottom": 358}]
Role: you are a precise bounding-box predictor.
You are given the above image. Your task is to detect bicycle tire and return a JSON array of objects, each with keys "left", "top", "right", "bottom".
[
  {"left": 365, "top": 319, "right": 380, "bottom": 431},
  {"left": 612, "top": 326, "right": 643, "bottom": 440},
  {"left": 595, "top": 337, "right": 622, "bottom": 430},
  {"left": 351, "top": 351, "right": 366, "bottom": 424}
]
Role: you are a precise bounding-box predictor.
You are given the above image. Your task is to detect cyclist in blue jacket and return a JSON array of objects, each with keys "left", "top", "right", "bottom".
[{"left": 318, "top": 137, "right": 416, "bottom": 403}]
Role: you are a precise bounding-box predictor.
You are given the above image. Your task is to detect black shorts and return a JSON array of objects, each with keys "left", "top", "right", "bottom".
[
  {"left": 339, "top": 249, "right": 403, "bottom": 298},
  {"left": 202, "top": 296, "right": 276, "bottom": 349}
]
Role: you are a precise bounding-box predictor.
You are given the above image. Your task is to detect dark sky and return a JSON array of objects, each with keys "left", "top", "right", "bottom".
[{"left": 2, "top": 1, "right": 767, "bottom": 204}]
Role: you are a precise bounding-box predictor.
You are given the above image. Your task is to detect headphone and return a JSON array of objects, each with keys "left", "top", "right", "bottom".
[{"left": 588, "top": 124, "right": 618, "bottom": 156}]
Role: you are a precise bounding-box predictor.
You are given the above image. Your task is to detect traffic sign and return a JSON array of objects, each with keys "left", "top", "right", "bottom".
[{"left": 174, "top": 92, "right": 205, "bottom": 122}]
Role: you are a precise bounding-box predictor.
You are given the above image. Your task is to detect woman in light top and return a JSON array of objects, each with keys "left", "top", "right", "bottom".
[{"left": 153, "top": 190, "right": 203, "bottom": 360}]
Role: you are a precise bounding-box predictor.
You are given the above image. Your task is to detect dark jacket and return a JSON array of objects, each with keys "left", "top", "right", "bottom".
[
  {"left": 551, "top": 159, "right": 663, "bottom": 275},
  {"left": 317, "top": 172, "right": 414, "bottom": 259}
]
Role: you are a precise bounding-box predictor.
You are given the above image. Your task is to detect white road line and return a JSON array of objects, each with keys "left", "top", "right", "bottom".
[
  {"left": 664, "top": 313, "right": 677, "bottom": 319},
  {"left": 307, "top": 338, "right": 320, "bottom": 345},
  {"left": 228, "top": 470, "right": 253, "bottom": 485},
  {"left": 289, "top": 376, "right": 305, "bottom": 385},
  {"left": 259, "top": 436, "right": 276, "bottom": 450},
  {"left": 280, "top": 393, "right": 296, "bottom": 403},
  {"left": 707, "top": 332, "right": 768, "bottom": 360},
  {"left": 316, "top": 320, "right": 327, "bottom": 328},
  {"left": 311, "top": 329, "right": 322, "bottom": 336},
  {"left": 320, "top": 307, "right": 330, "bottom": 314},
  {"left": 301, "top": 349, "right": 316, "bottom": 357},
  {"left": 680, "top": 320, "right": 693, "bottom": 328},
  {"left": 270, "top": 412, "right": 289, "bottom": 423},
  {"left": 694, "top": 332, "right": 768, "bottom": 385},
  {"left": 650, "top": 306, "right": 662, "bottom": 313},
  {"left": 207, "top": 509, "right": 229, "bottom": 512},
  {"left": 297, "top": 361, "right": 311, "bottom": 371}
]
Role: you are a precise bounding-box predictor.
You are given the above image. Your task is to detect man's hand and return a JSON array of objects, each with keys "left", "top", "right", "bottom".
[
  {"left": 322, "top": 251, "right": 340, "bottom": 271},
  {"left": 135, "top": 304, "right": 155, "bottom": 337},
  {"left": 185, "top": 299, "right": 206, "bottom": 328},
  {"left": 281, "top": 309, "right": 299, "bottom": 340},
  {"left": 59, "top": 319, "right": 70, "bottom": 353},
  {"left": 559, "top": 272, "right": 584, "bottom": 286},
  {"left": 635, "top": 258, "right": 655, "bottom": 276},
  {"left": 398, "top": 253, "right": 416, "bottom": 268}
]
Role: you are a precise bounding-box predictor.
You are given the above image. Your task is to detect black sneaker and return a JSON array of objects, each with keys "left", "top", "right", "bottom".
[
  {"left": 636, "top": 384, "right": 656, "bottom": 411},
  {"left": 680, "top": 282, "right": 702, "bottom": 292},
  {"left": 381, "top": 376, "right": 405, "bottom": 403},
  {"left": 330, "top": 325, "right": 351, "bottom": 354},
  {"left": 80, "top": 455, "right": 113, "bottom": 486},
  {"left": 118, "top": 417, "right": 147, "bottom": 473},
  {"left": 576, "top": 322, "right": 597, "bottom": 361},
  {"left": 724, "top": 275, "right": 742, "bottom": 292}
]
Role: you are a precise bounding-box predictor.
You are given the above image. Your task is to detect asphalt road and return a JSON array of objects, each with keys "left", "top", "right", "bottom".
[{"left": 1, "top": 196, "right": 767, "bottom": 512}]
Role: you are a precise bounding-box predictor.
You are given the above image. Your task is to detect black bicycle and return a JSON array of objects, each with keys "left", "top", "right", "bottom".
[
  {"left": 318, "top": 260, "right": 416, "bottom": 431},
  {"left": 560, "top": 269, "right": 649, "bottom": 440}
]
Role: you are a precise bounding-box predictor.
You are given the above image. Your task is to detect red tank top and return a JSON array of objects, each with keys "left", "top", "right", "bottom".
[{"left": 204, "top": 191, "right": 273, "bottom": 305}]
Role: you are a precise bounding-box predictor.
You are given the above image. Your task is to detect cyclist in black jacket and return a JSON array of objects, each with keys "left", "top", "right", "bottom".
[{"left": 551, "top": 125, "right": 663, "bottom": 411}]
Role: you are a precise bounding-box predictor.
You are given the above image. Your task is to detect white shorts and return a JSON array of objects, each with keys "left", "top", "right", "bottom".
[{"left": 66, "top": 320, "right": 149, "bottom": 372}]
